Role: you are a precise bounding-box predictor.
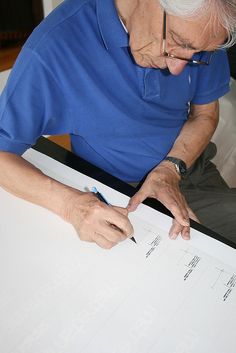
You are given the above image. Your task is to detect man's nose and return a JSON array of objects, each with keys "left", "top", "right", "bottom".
[{"left": 166, "top": 58, "right": 188, "bottom": 75}]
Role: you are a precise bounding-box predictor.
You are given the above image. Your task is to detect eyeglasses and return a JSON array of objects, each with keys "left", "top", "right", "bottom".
[{"left": 162, "top": 11, "right": 213, "bottom": 66}]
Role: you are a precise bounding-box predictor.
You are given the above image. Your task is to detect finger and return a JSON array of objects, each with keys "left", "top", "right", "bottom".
[
  {"left": 162, "top": 195, "right": 190, "bottom": 227},
  {"left": 169, "top": 219, "right": 190, "bottom": 241},
  {"left": 149, "top": 183, "right": 190, "bottom": 227},
  {"left": 106, "top": 206, "right": 134, "bottom": 239},
  {"left": 127, "top": 188, "right": 148, "bottom": 212},
  {"left": 187, "top": 207, "right": 200, "bottom": 223},
  {"left": 102, "top": 222, "right": 128, "bottom": 242},
  {"left": 78, "top": 230, "right": 93, "bottom": 242},
  {"left": 77, "top": 220, "right": 126, "bottom": 244},
  {"left": 93, "top": 232, "right": 116, "bottom": 250},
  {"left": 105, "top": 209, "right": 134, "bottom": 238},
  {"left": 169, "top": 204, "right": 195, "bottom": 241},
  {"left": 179, "top": 207, "right": 198, "bottom": 240},
  {"left": 169, "top": 201, "right": 191, "bottom": 240},
  {"left": 169, "top": 219, "right": 183, "bottom": 239},
  {"left": 181, "top": 226, "right": 190, "bottom": 240},
  {"left": 112, "top": 206, "right": 128, "bottom": 216}
]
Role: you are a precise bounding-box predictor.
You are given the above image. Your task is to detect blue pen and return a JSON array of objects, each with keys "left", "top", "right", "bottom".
[{"left": 91, "top": 187, "right": 136, "bottom": 243}]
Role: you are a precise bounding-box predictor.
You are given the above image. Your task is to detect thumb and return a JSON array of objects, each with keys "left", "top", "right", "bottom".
[
  {"left": 127, "top": 189, "right": 147, "bottom": 212},
  {"left": 187, "top": 207, "right": 200, "bottom": 223},
  {"left": 113, "top": 206, "right": 129, "bottom": 216}
]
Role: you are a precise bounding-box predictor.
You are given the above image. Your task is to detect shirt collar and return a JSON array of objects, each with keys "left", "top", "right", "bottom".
[{"left": 96, "top": 0, "right": 129, "bottom": 49}]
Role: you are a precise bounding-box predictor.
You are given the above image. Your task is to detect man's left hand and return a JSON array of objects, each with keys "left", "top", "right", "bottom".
[{"left": 127, "top": 162, "right": 199, "bottom": 239}]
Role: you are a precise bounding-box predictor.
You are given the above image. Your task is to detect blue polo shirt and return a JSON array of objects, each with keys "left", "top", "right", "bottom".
[{"left": 0, "top": 0, "right": 230, "bottom": 181}]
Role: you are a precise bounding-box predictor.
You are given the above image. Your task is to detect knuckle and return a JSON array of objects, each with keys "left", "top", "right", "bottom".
[
  {"left": 102, "top": 242, "right": 114, "bottom": 250},
  {"left": 91, "top": 202, "right": 104, "bottom": 216},
  {"left": 111, "top": 233, "right": 122, "bottom": 243},
  {"left": 79, "top": 231, "right": 92, "bottom": 242},
  {"left": 168, "top": 200, "right": 180, "bottom": 212},
  {"left": 79, "top": 233, "right": 87, "bottom": 241},
  {"left": 123, "top": 223, "right": 133, "bottom": 237},
  {"left": 173, "top": 223, "right": 183, "bottom": 231}
]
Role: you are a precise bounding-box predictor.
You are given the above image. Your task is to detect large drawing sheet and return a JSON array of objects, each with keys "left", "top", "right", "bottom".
[{"left": 0, "top": 149, "right": 236, "bottom": 353}]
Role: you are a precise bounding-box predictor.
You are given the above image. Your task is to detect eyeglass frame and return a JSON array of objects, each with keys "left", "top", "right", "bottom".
[{"left": 162, "top": 11, "right": 214, "bottom": 66}]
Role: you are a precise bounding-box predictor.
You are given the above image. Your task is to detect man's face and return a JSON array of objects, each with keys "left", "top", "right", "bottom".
[{"left": 128, "top": 2, "right": 227, "bottom": 75}]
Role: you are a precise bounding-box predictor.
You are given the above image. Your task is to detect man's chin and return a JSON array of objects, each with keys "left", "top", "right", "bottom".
[
  {"left": 137, "top": 63, "right": 167, "bottom": 70},
  {"left": 132, "top": 56, "right": 167, "bottom": 69}
]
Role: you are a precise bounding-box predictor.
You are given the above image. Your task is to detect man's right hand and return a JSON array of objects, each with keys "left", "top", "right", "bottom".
[
  {"left": 0, "top": 152, "right": 133, "bottom": 250},
  {"left": 63, "top": 191, "right": 134, "bottom": 249}
]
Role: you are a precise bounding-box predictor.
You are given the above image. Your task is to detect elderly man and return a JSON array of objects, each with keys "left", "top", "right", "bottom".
[{"left": 0, "top": 0, "right": 236, "bottom": 248}]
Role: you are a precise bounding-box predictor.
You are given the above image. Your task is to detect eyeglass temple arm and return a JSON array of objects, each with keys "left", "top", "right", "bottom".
[{"left": 162, "top": 11, "right": 167, "bottom": 53}]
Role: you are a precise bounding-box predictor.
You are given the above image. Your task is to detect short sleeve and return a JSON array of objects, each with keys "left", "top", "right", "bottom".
[
  {"left": 0, "top": 48, "right": 71, "bottom": 155},
  {"left": 191, "top": 50, "right": 230, "bottom": 105}
]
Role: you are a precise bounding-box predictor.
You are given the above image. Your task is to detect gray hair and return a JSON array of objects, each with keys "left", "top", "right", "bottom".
[{"left": 159, "top": 0, "right": 236, "bottom": 48}]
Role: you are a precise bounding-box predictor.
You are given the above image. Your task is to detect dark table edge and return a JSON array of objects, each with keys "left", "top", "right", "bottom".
[{"left": 33, "top": 137, "right": 236, "bottom": 250}]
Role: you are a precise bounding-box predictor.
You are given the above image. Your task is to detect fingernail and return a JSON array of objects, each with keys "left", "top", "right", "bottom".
[
  {"left": 128, "top": 232, "right": 134, "bottom": 238},
  {"left": 183, "top": 233, "right": 190, "bottom": 240},
  {"left": 127, "top": 205, "right": 135, "bottom": 212},
  {"left": 169, "top": 233, "right": 177, "bottom": 240}
]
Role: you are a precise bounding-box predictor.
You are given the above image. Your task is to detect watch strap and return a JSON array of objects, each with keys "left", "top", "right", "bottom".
[{"left": 164, "top": 157, "right": 187, "bottom": 176}]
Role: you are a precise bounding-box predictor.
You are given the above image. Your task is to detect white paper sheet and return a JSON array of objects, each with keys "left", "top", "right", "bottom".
[{"left": 0, "top": 149, "right": 235, "bottom": 353}]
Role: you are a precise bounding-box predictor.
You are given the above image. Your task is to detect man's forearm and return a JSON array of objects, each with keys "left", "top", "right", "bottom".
[
  {"left": 166, "top": 100, "right": 219, "bottom": 168},
  {"left": 0, "top": 152, "right": 80, "bottom": 219}
]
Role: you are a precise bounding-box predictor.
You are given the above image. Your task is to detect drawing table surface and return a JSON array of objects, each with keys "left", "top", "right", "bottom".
[{"left": 0, "top": 137, "right": 235, "bottom": 353}]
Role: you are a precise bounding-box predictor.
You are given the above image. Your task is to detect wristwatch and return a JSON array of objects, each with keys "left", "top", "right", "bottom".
[{"left": 164, "top": 157, "right": 187, "bottom": 177}]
